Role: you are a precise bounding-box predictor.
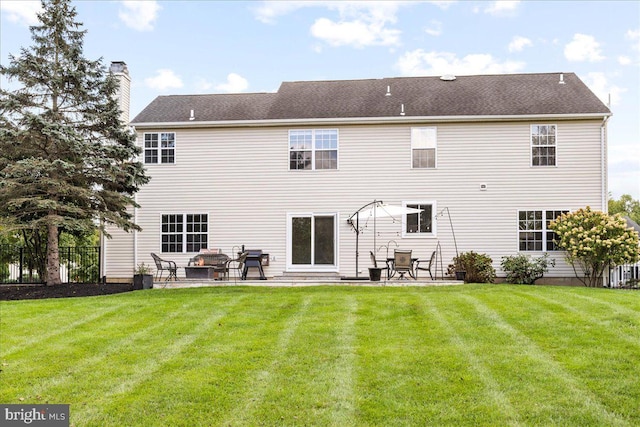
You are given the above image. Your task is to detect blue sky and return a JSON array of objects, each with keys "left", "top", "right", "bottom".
[{"left": 1, "top": 0, "right": 639, "bottom": 199}]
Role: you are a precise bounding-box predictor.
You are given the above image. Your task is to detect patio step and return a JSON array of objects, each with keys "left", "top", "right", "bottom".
[{"left": 274, "top": 272, "right": 342, "bottom": 281}]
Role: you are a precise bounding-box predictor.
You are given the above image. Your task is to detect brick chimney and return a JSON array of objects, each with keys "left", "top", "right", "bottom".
[{"left": 109, "top": 61, "right": 131, "bottom": 124}]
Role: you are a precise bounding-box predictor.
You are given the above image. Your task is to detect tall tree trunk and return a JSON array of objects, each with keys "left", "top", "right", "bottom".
[{"left": 46, "top": 219, "right": 62, "bottom": 286}]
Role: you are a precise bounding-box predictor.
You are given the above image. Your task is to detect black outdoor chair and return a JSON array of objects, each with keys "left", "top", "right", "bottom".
[
  {"left": 415, "top": 250, "right": 436, "bottom": 280},
  {"left": 370, "top": 251, "right": 390, "bottom": 280},
  {"left": 150, "top": 253, "right": 178, "bottom": 281}
]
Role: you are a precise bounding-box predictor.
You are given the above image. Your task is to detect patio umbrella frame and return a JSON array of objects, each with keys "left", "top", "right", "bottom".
[{"left": 344, "top": 200, "right": 422, "bottom": 279}]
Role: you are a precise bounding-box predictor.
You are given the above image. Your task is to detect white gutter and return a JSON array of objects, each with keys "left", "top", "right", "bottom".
[
  {"left": 601, "top": 115, "right": 611, "bottom": 212},
  {"left": 131, "top": 112, "right": 612, "bottom": 129}
]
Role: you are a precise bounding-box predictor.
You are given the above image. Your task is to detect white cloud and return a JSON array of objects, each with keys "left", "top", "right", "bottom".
[
  {"left": 311, "top": 17, "right": 401, "bottom": 48},
  {"left": 0, "top": 0, "right": 42, "bottom": 26},
  {"left": 195, "top": 78, "right": 214, "bottom": 92},
  {"left": 618, "top": 56, "right": 632, "bottom": 65},
  {"left": 508, "top": 36, "right": 532, "bottom": 52},
  {"left": 252, "top": 1, "right": 308, "bottom": 24},
  {"left": 253, "top": 1, "right": 436, "bottom": 48},
  {"left": 215, "top": 73, "right": 249, "bottom": 93},
  {"left": 483, "top": 1, "right": 521, "bottom": 16},
  {"left": 627, "top": 28, "right": 640, "bottom": 52},
  {"left": 425, "top": 20, "right": 443, "bottom": 37},
  {"left": 311, "top": 2, "right": 403, "bottom": 48},
  {"left": 144, "top": 69, "right": 183, "bottom": 91},
  {"left": 395, "top": 50, "right": 525, "bottom": 76},
  {"left": 119, "top": 1, "right": 161, "bottom": 32},
  {"left": 582, "top": 72, "right": 625, "bottom": 107},
  {"left": 564, "top": 33, "right": 605, "bottom": 62}
]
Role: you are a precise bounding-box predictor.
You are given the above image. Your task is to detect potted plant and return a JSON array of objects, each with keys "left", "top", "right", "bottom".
[
  {"left": 454, "top": 258, "right": 466, "bottom": 281},
  {"left": 133, "top": 263, "right": 153, "bottom": 289}
]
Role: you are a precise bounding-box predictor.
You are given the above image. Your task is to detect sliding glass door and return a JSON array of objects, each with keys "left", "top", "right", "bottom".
[{"left": 288, "top": 213, "right": 337, "bottom": 271}]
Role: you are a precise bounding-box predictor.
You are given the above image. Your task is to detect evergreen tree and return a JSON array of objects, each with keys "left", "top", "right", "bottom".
[{"left": 0, "top": 0, "right": 149, "bottom": 285}]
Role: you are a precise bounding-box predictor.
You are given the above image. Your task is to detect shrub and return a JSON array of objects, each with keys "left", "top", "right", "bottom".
[
  {"left": 448, "top": 251, "right": 496, "bottom": 283},
  {"left": 550, "top": 207, "right": 639, "bottom": 287},
  {"left": 501, "top": 253, "right": 555, "bottom": 285}
]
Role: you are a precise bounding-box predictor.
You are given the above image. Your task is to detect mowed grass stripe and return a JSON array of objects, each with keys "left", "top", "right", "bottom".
[
  {"left": 0, "top": 302, "right": 125, "bottom": 359},
  {"left": 474, "top": 288, "right": 640, "bottom": 424},
  {"left": 15, "top": 296, "right": 207, "bottom": 403},
  {"left": 329, "top": 295, "right": 357, "bottom": 426},
  {"left": 85, "top": 289, "right": 311, "bottom": 426},
  {"left": 352, "top": 289, "right": 501, "bottom": 426},
  {"left": 238, "top": 292, "right": 359, "bottom": 426},
  {"left": 417, "top": 292, "right": 522, "bottom": 427},
  {"left": 511, "top": 289, "right": 640, "bottom": 350},
  {"left": 222, "top": 295, "right": 312, "bottom": 425},
  {"left": 74, "top": 292, "right": 249, "bottom": 426},
  {"left": 462, "top": 293, "right": 631, "bottom": 427}
]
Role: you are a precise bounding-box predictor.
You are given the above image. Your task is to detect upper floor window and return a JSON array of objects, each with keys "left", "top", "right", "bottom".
[
  {"left": 518, "top": 210, "right": 568, "bottom": 251},
  {"left": 411, "top": 127, "right": 437, "bottom": 169},
  {"left": 403, "top": 201, "right": 436, "bottom": 237},
  {"left": 289, "top": 129, "right": 338, "bottom": 170},
  {"left": 161, "top": 213, "right": 208, "bottom": 253},
  {"left": 531, "top": 125, "right": 556, "bottom": 166},
  {"left": 145, "top": 132, "right": 175, "bottom": 164}
]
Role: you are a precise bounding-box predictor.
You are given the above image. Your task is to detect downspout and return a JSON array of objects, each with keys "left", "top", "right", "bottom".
[
  {"left": 601, "top": 115, "right": 610, "bottom": 212},
  {"left": 601, "top": 115, "right": 610, "bottom": 287}
]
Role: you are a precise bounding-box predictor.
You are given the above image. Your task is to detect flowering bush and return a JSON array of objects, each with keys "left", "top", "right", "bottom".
[
  {"left": 501, "top": 253, "right": 555, "bottom": 285},
  {"left": 550, "top": 207, "right": 640, "bottom": 287}
]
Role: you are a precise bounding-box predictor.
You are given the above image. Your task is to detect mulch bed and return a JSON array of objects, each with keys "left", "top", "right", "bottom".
[{"left": 0, "top": 282, "right": 136, "bottom": 301}]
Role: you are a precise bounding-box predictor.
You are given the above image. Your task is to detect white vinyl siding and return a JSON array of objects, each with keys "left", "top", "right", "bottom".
[{"left": 104, "top": 119, "right": 605, "bottom": 280}]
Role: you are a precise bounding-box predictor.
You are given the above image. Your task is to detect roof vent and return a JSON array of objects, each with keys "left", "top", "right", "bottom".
[
  {"left": 189, "top": 109, "right": 195, "bottom": 121},
  {"left": 559, "top": 73, "right": 565, "bottom": 85},
  {"left": 385, "top": 85, "right": 391, "bottom": 96},
  {"left": 400, "top": 104, "right": 405, "bottom": 116},
  {"left": 440, "top": 74, "right": 456, "bottom": 81}
]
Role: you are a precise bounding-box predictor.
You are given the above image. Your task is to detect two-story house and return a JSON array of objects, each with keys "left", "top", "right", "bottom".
[{"left": 104, "top": 63, "right": 611, "bottom": 283}]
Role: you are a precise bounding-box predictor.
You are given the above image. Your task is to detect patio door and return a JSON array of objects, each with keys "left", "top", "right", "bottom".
[{"left": 287, "top": 213, "right": 337, "bottom": 271}]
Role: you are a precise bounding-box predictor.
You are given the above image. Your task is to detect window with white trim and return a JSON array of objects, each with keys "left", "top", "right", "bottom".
[
  {"left": 144, "top": 132, "right": 175, "bottom": 164},
  {"left": 289, "top": 129, "right": 338, "bottom": 170},
  {"left": 411, "top": 127, "right": 437, "bottom": 169},
  {"left": 518, "top": 210, "right": 567, "bottom": 251},
  {"left": 161, "top": 214, "right": 208, "bottom": 253},
  {"left": 403, "top": 202, "right": 436, "bottom": 237},
  {"left": 531, "top": 125, "right": 556, "bottom": 166}
]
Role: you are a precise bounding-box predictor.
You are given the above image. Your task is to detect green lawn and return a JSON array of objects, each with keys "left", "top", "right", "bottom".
[{"left": 1, "top": 285, "right": 639, "bottom": 426}]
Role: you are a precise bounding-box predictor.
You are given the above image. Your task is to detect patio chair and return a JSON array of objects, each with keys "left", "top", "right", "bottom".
[
  {"left": 414, "top": 250, "right": 436, "bottom": 280},
  {"left": 370, "top": 251, "right": 390, "bottom": 279},
  {"left": 150, "top": 253, "right": 178, "bottom": 281},
  {"left": 226, "top": 251, "right": 248, "bottom": 281},
  {"left": 392, "top": 249, "right": 413, "bottom": 280}
]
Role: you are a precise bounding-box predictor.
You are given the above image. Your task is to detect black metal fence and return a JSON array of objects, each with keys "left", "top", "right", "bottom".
[{"left": 0, "top": 245, "right": 101, "bottom": 284}]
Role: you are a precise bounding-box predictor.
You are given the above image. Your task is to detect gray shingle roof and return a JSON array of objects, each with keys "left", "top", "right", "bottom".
[{"left": 131, "top": 72, "right": 610, "bottom": 124}]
